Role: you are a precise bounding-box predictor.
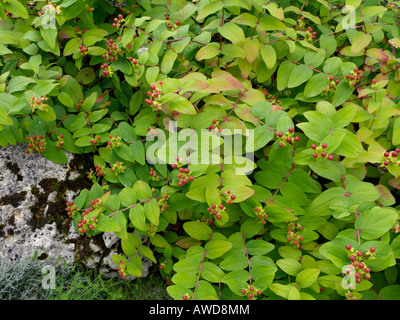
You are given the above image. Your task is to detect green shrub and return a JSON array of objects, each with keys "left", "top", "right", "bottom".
[{"left": 1, "top": 0, "right": 400, "bottom": 301}]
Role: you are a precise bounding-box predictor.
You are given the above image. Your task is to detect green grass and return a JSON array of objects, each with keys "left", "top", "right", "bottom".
[
  {"left": 45, "top": 266, "right": 171, "bottom": 300},
  {"left": 0, "top": 258, "right": 171, "bottom": 300}
]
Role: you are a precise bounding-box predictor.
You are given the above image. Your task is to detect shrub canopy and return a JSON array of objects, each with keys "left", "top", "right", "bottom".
[{"left": 1, "top": 0, "right": 400, "bottom": 300}]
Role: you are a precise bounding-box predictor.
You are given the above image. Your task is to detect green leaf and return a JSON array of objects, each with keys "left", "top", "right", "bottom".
[
  {"left": 40, "top": 27, "right": 57, "bottom": 50},
  {"left": 309, "top": 161, "right": 346, "bottom": 182},
  {"left": 244, "top": 38, "right": 259, "bottom": 63},
  {"left": 259, "top": 44, "right": 276, "bottom": 69},
  {"left": 346, "top": 181, "right": 380, "bottom": 203},
  {"left": 393, "top": 118, "right": 400, "bottom": 146},
  {"left": 276, "top": 259, "right": 303, "bottom": 276},
  {"left": 164, "top": 94, "right": 197, "bottom": 115},
  {"left": 42, "top": 141, "right": 68, "bottom": 164},
  {"left": 119, "top": 187, "right": 137, "bottom": 208},
  {"left": 144, "top": 198, "right": 160, "bottom": 226},
  {"left": 205, "top": 240, "right": 233, "bottom": 259},
  {"left": 133, "top": 180, "right": 152, "bottom": 201},
  {"left": 355, "top": 207, "right": 398, "bottom": 240},
  {"left": 201, "top": 262, "right": 225, "bottom": 283},
  {"left": 195, "top": 43, "right": 220, "bottom": 61},
  {"left": 332, "top": 81, "right": 354, "bottom": 107},
  {"left": 121, "top": 233, "right": 142, "bottom": 257},
  {"left": 304, "top": 73, "right": 329, "bottom": 98},
  {"left": 257, "top": 16, "right": 287, "bottom": 31},
  {"left": 161, "top": 51, "right": 177, "bottom": 74},
  {"left": 351, "top": 32, "right": 372, "bottom": 54},
  {"left": 296, "top": 269, "right": 320, "bottom": 288},
  {"left": 246, "top": 240, "right": 274, "bottom": 255},
  {"left": 287, "top": 64, "right": 313, "bottom": 88},
  {"left": 96, "top": 214, "right": 122, "bottom": 232},
  {"left": 129, "top": 204, "right": 147, "bottom": 231},
  {"left": 0, "top": 107, "right": 13, "bottom": 126},
  {"left": 218, "top": 22, "right": 245, "bottom": 45},
  {"left": 183, "top": 221, "right": 212, "bottom": 240},
  {"left": 3, "top": 0, "right": 29, "bottom": 19}
]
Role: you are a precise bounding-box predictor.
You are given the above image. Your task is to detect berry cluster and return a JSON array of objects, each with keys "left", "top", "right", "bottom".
[
  {"left": 75, "top": 27, "right": 88, "bottom": 36},
  {"left": 208, "top": 119, "right": 223, "bottom": 134},
  {"left": 25, "top": 135, "right": 46, "bottom": 154},
  {"left": 84, "top": 3, "right": 94, "bottom": 12},
  {"left": 106, "top": 134, "right": 123, "bottom": 150},
  {"left": 99, "top": 100, "right": 112, "bottom": 110},
  {"left": 392, "top": 216, "right": 400, "bottom": 232},
  {"left": 322, "top": 75, "right": 340, "bottom": 95},
  {"left": 182, "top": 293, "right": 191, "bottom": 300},
  {"left": 149, "top": 167, "right": 160, "bottom": 181},
  {"left": 296, "top": 16, "right": 307, "bottom": 29},
  {"left": 305, "top": 26, "right": 317, "bottom": 41},
  {"left": 65, "top": 201, "right": 79, "bottom": 218},
  {"left": 77, "top": 215, "right": 98, "bottom": 234},
  {"left": 382, "top": 148, "right": 400, "bottom": 167},
  {"left": 88, "top": 164, "right": 106, "bottom": 181},
  {"left": 100, "top": 62, "right": 112, "bottom": 77},
  {"left": 266, "top": 92, "right": 281, "bottom": 105},
  {"left": 171, "top": 157, "right": 195, "bottom": 186},
  {"left": 56, "top": 134, "right": 64, "bottom": 149},
  {"left": 145, "top": 84, "right": 163, "bottom": 110},
  {"left": 206, "top": 203, "right": 226, "bottom": 221},
  {"left": 76, "top": 99, "right": 84, "bottom": 110},
  {"left": 277, "top": 127, "right": 300, "bottom": 148},
  {"left": 78, "top": 44, "right": 89, "bottom": 56},
  {"left": 117, "top": 261, "right": 128, "bottom": 280},
  {"left": 89, "top": 135, "right": 101, "bottom": 150},
  {"left": 311, "top": 143, "right": 334, "bottom": 160},
  {"left": 40, "top": 2, "right": 62, "bottom": 16},
  {"left": 253, "top": 206, "right": 268, "bottom": 225},
  {"left": 30, "top": 95, "right": 49, "bottom": 113},
  {"left": 101, "top": 37, "right": 123, "bottom": 66},
  {"left": 241, "top": 285, "right": 262, "bottom": 300},
  {"left": 88, "top": 197, "right": 102, "bottom": 212},
  {"left": 112, "top": 14, "right": 125, "bottom": 29},
  {"left": 221, "top": 190, "right": 236, "bottom": 204},
  {"left": 111, "top": 161, "right": 126, "bottom": 175},
  {"left": 145, "top": 222, "right": 158, "bottom": 236},
  {"left": 146, "top": 126, "right": 159, "bottom": 139},
  {"left": 286, "top": 222, "right": 304, "bottom": 248},
  {"left": 344, "top": 244, "right": 374, "bottom": 295},
  {"left": 176, "top": 167, "right": 194, "bottom": 186},
  {"left": 167, "top": 20, "right": 180, "bottom": 30},
  {"left": 158, "top": 194, "right": 169, "bottom": 212},
  {"left": 344, "top": 67, "right": 364, "bottom": 87}
]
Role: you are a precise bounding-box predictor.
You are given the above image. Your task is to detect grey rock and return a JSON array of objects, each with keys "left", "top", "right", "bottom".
[{"left": 0, "top": 144, "right": 152, "bottom": 277}]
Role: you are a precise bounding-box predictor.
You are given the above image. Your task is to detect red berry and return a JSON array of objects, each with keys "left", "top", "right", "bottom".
[
  {"left": 277, "top": 132, "right": 283, "bottom": 137},
  {"left": 241, "top": 289, "right": 246, "bottom": 294},
  {"left": 321, "top": 143, "right": 327, "bottom": 149},
  {"left": 311, "top": 144, "right": 317, "bottom": 149},
  {"left": 369, "top": 247, "right": 375, "bottom": 253},
  {"left": 312, "top": 153, "right": 318, "bottom": 158},
  {"left": 288, "top": 127, "right": 294, "bottom": 133},
  {"left": 321, "top": 151, "right": 327, "bottom": 157},
  {"left": 346, "top": 244, "right": 351, "bottom": 250}
]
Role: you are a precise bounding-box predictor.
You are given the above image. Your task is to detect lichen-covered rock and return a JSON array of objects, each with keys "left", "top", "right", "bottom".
[{"left": 0, "top": 144, "right": 152, "bottom": 278}]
